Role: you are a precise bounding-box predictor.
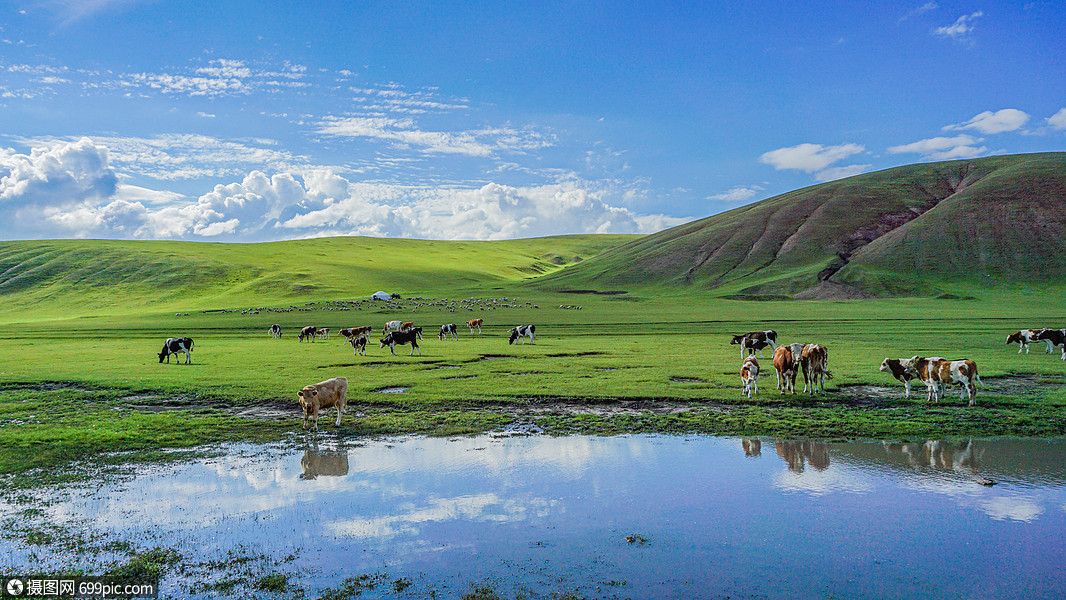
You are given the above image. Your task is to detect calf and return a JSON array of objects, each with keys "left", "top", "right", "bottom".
[
  {"left": 296, "top": 377, "right": 348, "bottom": 429},
  {"left": 380, "top": 330, "right": 422, "bottom": 355},
  {"left": 439, "top": 323, "right": 458, "bottom": 341},
  {"left": 508, "top": 324, "right": 536, "bottom": 345},
  {"left": 299, "top": 325, "right": 318, "bottom": 342},
  {"left": 1006, "top": 329, "right": 1051, "bottom": 354},
  {"left": 269, "top": 324, "right": 282, "bottom": 339},
  {"left": 740, "top": 356, "right": 759, "bottom": 398},
  {"left": 467, "top": 318, "right": 483, "bottom": 334},
  {"left": 348, "top": 335, "right": 367, "bottom": 356},
  {"left": 799, "top": 344, "right": 831, "bottom": 394},
  {"left": 772, "top": 344, "right": 799, "bottom": 394},
  {"left": 730, "top": 330, "right": 778, "bottom": 358},
  {"left": 316, "top": 327, "right": 330, "bottom": 340},
  {"left": 158, "top": 337, "right": 194, "bottom": 364}
]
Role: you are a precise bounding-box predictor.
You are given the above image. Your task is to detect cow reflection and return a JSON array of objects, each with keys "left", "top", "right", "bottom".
[
  {"left": 299, "top": 448, "right": 350, "bottom": 480},
  {"left": 774, "top": 441, "right": 830, "bottom": 473},
  {"left": 883, "top": 439, "right": 980, "bottom": 474},
  {"left": 742, "top": 439, "right": 762, "bottom": 457}
]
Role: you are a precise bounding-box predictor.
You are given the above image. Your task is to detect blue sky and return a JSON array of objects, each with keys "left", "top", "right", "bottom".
[{"left": 1, "top": 0, "right": 1063, "bottom": 241}]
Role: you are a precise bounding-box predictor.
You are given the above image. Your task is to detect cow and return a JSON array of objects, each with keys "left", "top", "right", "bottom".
[
  {"left": 299, "top": 449, "right": 350, "bottom": 480},
  {"left": 730, "top": 330, "right": 778, "bottom": 358},
  {"left": 409, "top": 326, "right": 423, "bottom": 340},
  {"left": 1036, "top": 328, "right": 1066, "bottom": 360},
  {"left": 508, "top": 324, "right": 536, "bottom": 345},
  {"left": 1006, "top": 329, "right": 1052, "bottom": 354},
  {"left": 467, "top": 318, "right": 484, "bottom": 334},
  {"left": 339, "top": 326, "right": 372, "bottom": 343},
  {"left": 380, "top": 330, "right": 422, "bottom": 355},
  {"left": 799, "top": 344, "right": 831, "bottom": 394},
  {"left": 907, "top": 356, "right": 981, "bottom": 405},
  {"left": 401, "top": 321, "right": 415, "bottom": 331},
  {"left": 740, "top": 356, "right": 759, "bottom": 398},
  {"left": 348, "top": 335, "right": 367, "bottom": 356},
  {"left": 299, "top": 326, "right": 318, "bottom": 342},
  {"left": 439, "top": 323, "right": 458, "bottom": 341},
  {"left": 316, "top": 327, "right": 330, "bottom": 340},
  {"left": 878, "top": 356, "right": 941, "bottom": 398},
  {"left": 158, "top": 337, "right": 194, "bottom": 364},
  {"left": 296, "top": 377, "right": 348, "bottom": 429},
  {"left": 269, "top": 324, "right": 282, "bottom": 339},
  {"left": 772, "top": 343, "right": 800, "bottom": 394},
  {"left": 382, "top": 320, "right": 404, "bottom": 335}
]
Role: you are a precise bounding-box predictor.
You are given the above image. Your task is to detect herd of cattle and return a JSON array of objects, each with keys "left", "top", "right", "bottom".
[{"left": 157, "top": 322, "right": 1066, "bottom": 429}]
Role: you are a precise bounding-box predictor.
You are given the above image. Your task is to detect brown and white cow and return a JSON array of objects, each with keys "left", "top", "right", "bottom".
[
  {"left": 380, "top": 330, "right": 422, "bottom": 355},
  {"left": 880, "top": 357, "right": 934, "bottom": 398},
  {"left": 740, "top": 356, "right": 759, "bottom": 398},
  {"left": 339, "top": 326, "right": 373, "bottom": 343},
  {"left": 316, "top": 327, "right": 330, "bottom": 340},
  {"left": 298, "top": 326, "right": 318, "bottom": 342},
  {"left": 772, "top": 344, "right": 800, "bottom": 394},
  {"left": 908, "top": 356, "right": 981, "bottom": 405},
  {"left": 467, "top": 318, "right": 483, "bottom": 334},
  {"left": 296, "top": 377, "right": 348, "bottom": 429},
  {"left": 799, "top": 344, "right": 831, "bottom": 394},
  {"left": 382, "top": 320, "right": 404, "bottom": 335},
  {"left": 731, "top": 330, "right": 778, "bottom": 358},
  {"left": 1006, "top": 329, "right": 1052, "bottom": 354}
]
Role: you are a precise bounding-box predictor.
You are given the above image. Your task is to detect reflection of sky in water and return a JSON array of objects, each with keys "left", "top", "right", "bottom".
[{"left": 6, "top": 436, "right": 1066, "bottom": 599}]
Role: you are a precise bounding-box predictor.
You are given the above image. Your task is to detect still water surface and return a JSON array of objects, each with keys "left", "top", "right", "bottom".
[{"left": 9, "top": 435, "right": 1066, "bottom": 599}]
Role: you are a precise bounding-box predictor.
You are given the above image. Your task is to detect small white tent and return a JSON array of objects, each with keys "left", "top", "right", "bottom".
[{"left": 371, "top": 291, "right": 392, "bottom": 301}]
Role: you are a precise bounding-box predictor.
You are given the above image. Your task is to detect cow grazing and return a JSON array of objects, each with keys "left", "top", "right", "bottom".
[
  {"left": 380, "top": 330, "right": 422, "bottom": 355},
  {"left": 731, "top": 330, "right": 778, "bottom": 358},
  {"left": 1006, "top": 329, "right": 1052, "bottom": 354},
  {"left": 880, "top": 357, "right": 928, "bottom": 398},
  {"left": 296, "top": 377, "right": 348, "bottom": 429},
  {"left": 908, "top": 356, "right": 981, "bottom": 405},
  {"left": 799, "top": 344, "right": 831, "bottom": 394},
  {"left": 348, "top": 335, "right": 367, "bottom": 356},
  {"left": 772, "top": 344, "right": 799, "bottom": 394},
  {"left": 467, "top": 318, "right": 484, "bottom": 334},
  {"left": 1036, "top": 328, "right": 1066, "bottom": 360},
  {"left": 299, "top": 326, "right": 318, "bottom": 342},
  {"left": 316, "top": 327, "right": 330, "bottom": 340},
  {"left": 269, "top": 324, "right": 282, "bottom": 339},
  {"left": 508, "top": 324, "right": 536, "bottom": 345},
  {"left": 439, "top": 323, "right": 458, "bottom": 341},
  {"left": 740, "top": 356, "right": 759, "bottom": 398},
  {"left": 382, "top": 320, "right": 404, "bottom": 335},
  {"left": 158, "top": 337, "right": 194, "bottom": 364}
]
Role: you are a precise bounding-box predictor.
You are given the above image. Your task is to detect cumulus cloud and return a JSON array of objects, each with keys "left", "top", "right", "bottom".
[
  {"left": 0, "top": 138, "right": 683, "bottom": 241},
  {"left": 707, "top": 185, "right": 763, "bottom": 203},
  {"left": 944, "top": 109, "right": 1030, "bottom": 134},
  {"left": 887, "top": 134, "right": 987, "bottom": 160},
  {"left": 759, "top": 143, "right": 866, "bottom": 181},
  {"left": 1047, "top": 108, "right": 1066, "bottom": 131},
  {"left": 932, "top": 11, "right": 983, "bottom": 39}
]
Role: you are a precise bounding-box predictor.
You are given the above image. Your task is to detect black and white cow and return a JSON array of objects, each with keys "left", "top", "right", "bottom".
[
  {"left": 158, "top": 337, "right": 194, "bottom": 364},
  {"left": 348, "top": 335, "right": 367, "bottom": 356},
  {"left": 380, "top": 330, "right": 422, "bottom": 355},
  {"left": 730, "top": 330, "right": 778, "bottom": 358},
  {"left": 299, "top": 326, "right": 318, "bottom": 342},
  {"left": 439, "top": 323, "right": 458, "bottom": 341},
  {"left": 269, "top": 324, "right": 282, "bottom": 339},
  {"left": 1036, "top": 328, "right": 1066, "bottom": 360},
  {"left": 508, "top": 324, "right": 536, "bottom": 345}
]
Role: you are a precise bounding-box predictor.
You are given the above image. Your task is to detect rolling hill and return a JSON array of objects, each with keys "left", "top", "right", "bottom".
[{"left": 539, "top": 153, "right": 1066, "bottom": 298}]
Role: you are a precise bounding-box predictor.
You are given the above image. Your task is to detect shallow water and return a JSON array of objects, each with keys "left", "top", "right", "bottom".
[{"left": 5, "top": 435, "right": 1066, "bottom": 599}]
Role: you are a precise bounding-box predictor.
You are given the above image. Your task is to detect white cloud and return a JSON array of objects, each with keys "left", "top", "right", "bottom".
[
  {"left": 899, "top": 2, "right": 938, "bottom": 23},
  {"left": 0, "top": 137, "right": 117, "bottom": 207},
  {"left": 759, "top": 143, "right": 865, "bottom": 173},
  {"left": 944, "top": 109, "right": 1030, "bottom": 134},
  {"left": 932, "top": 11, "right": 984, "bottom": 39},
  {"left": 1047, "top": 108, "right": 1066, "bottom": 131},
  {"left": 315, "top": 116, "right": 551, "bottom": 157},
  {"left": 814, "top": 164, "right": 873, "bottom": 182},
  {"left": 707, "top": 185, "right": 762, "bottom": 203},
  {"left": 887, "top": 134, "right": 988, "bottom": 160}
]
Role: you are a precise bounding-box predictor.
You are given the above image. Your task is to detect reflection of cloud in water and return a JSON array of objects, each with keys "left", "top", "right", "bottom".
[
  {"left": 903, "top": 478, "right": 1048, "bottom": 522},
  {"left": 980, "top": 496, "right": 1044, "bottom": 522},
  {"left": 773, "top": 465, "right": 876, "bottom": 496},
  {"left": 327, "top": 493, "right": 555, "bottom": 539}
]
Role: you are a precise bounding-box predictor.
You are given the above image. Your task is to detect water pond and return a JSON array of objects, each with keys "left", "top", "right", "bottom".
[{"left": 4, "top": 435, "right": 1066, "bottom": 599}]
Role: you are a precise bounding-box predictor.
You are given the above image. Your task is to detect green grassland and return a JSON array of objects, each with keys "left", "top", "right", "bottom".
[{"left": 2, "top": 228, "right": 1066, "bottom": 480}]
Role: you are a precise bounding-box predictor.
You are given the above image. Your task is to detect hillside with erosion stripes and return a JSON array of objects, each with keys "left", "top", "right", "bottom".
[
  {"left": 537, "top": 153, "right": 1066, "bottom": 299},
  {"left": 0, "top": 235, "right": 637, "bottom": 321}
]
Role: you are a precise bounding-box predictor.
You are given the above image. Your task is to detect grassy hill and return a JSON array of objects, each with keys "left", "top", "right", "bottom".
[
  {"left": 538, "top": 153, "right": 1066, "bottom": 298},
  {"left": 0, "top": 235, "right": 637, "bottom": 321}
]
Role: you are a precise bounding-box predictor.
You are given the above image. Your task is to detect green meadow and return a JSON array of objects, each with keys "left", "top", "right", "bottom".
[{"left": 1, "top": 235, "right": 1066, "bottom": 478}]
